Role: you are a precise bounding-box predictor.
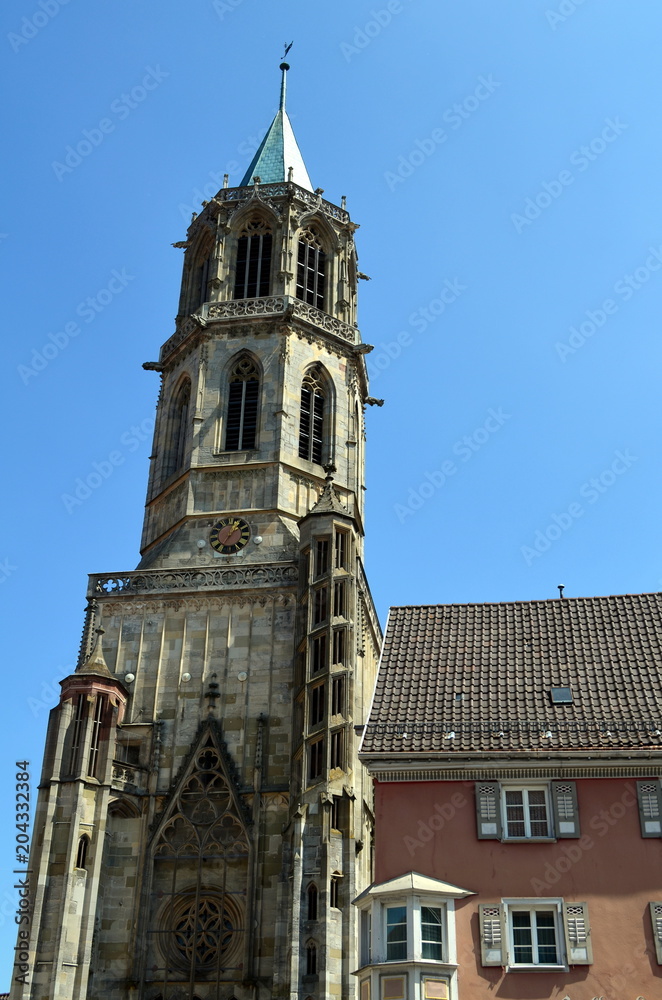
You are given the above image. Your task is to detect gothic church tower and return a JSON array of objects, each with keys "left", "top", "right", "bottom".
[{"left": 13, "top": 64, "right": 382, "bottom": 1000}]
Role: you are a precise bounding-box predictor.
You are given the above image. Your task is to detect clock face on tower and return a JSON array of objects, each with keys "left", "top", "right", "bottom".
[{"left": 209, "top": 517, "right": 251, "bottom": 555}]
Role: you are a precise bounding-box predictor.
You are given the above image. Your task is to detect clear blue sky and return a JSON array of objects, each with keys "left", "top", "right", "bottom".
[{"left": 2, "top": 0, "right": 662, "bottom": 982}]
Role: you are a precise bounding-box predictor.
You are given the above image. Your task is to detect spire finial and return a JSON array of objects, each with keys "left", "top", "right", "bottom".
[{"left": 279, "top": 42, "right": 293, "bottom": 111}]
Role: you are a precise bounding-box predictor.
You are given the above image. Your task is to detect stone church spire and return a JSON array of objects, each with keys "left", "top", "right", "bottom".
[
  {"left": 240, "top": 61, "right": 313, "bottom": 189},
  {"left": 13, "top": 62, "right": 381, "bottom": 1000}
]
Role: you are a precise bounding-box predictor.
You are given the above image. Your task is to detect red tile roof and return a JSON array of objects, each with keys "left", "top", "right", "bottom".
[{"left": 361, "top": 593, "right": 662, "bottom": 756}]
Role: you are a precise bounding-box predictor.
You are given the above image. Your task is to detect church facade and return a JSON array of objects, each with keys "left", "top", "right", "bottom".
[{"left": 13, "top": 64, "right": 382, "bottom": 1000}]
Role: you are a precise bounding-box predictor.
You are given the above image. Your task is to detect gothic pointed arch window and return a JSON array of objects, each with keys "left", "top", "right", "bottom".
[
  {"left": 190, "top": 238, "right": 213, "bottom": 311},
  {"left": 296, "top": 227, "right": 326, "bottom": 310},
  {"left": 307, "top": 882, "right": 318, "bottom": 921},
  {"left": 234, "top": 217, "right": 273, "bottom": 299},
  {"left": 75, "top": 835, "right": 89, "bottom": 871},
  {"left": 225, "top": 356, "right": 260, "bottom": 451},
  {"left": 299, "top": 368, "right": 326, "bottom": 464},
  {"left": 149, "top": 734, "right": 250, "bottom": 980},
  {"left": 306, "top": 942, "right": 318, "bottom": 975},
  {"left": 165, "top": 377, "right": 191, "bottom": 478}
]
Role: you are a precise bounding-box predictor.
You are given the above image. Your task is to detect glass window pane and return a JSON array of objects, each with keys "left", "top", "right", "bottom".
[
  {"left": 512, "top": 911, "right": 533, "bottom": 963},
  {"left": 386, "top": 906, "right": 407, "bottom": 961},
  {"left": 534, "top": 911, "right": 557, "bottom": 963}
]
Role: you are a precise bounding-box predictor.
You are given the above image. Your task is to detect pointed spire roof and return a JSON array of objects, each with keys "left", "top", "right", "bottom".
[
  {"left": 77, "top": 627, "right": 113, "bottom": 678},
  {"left": 239, "top": 62, "right": 313, "bottom": 190},
  {"left": 306, "top": 466, "right": 349, "bottom": 518}
]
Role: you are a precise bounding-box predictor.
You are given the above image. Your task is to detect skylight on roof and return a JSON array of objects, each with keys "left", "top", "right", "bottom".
[{"left": 550, "top": 686, "right": 573, "bottom": 704}]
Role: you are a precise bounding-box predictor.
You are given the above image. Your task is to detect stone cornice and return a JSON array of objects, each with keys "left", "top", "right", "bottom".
[
  {"left": 364, "top": 752, "right": 662, "bottom": 782},
  {"left": 87, "top": 562, "right": 298, "bottom": 598},
  {"left": 159, "top": 296, "right": 361, "bottom": 366}
]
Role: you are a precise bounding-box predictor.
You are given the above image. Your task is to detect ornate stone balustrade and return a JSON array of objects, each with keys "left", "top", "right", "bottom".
[
  {"left": 160, "top": 295, "right": 359, "bottom": 362},
  {"left": 218, "top": 181, "right": 350, "bottom": 223},
  {"left": 111, "top": 762, "right": 148, "bottom": 793},
  {"left": 89, "top": 563, "right": 298, "bottom": 598}
]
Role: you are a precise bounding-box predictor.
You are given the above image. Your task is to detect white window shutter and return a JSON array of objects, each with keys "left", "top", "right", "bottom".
[
  {"left": 649, "top": 902, "right": 662, "bottom": 964},
  {"left": 475, "top": 782, "right": 502, "bottom": 839},
  {"left": 562, "top": 902, "right": 592, "bottom": 964},
  {"left": 551, "top": 781, "right": 580, "bottom": 838},
  {"left": 636, "top": 780, "right": 662, "bottom": 837},
  {"left": 479, "top": 903, "right": 505, "bottom": 966}
]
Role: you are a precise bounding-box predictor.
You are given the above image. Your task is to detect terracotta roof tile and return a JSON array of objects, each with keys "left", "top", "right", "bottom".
[{"left": 361, "top": 593, "right": 662, "bottom": 756}]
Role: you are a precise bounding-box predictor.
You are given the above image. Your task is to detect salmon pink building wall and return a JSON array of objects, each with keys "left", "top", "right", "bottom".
[{"left": 375, "top": 777, "right": 662, "bottom": 1000}]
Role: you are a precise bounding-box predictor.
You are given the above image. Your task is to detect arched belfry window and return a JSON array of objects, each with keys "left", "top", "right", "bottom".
[
  {"left": 225, "top": 357, "right": 259, "bottom": 451},
  {"left": 234, "top": 218, "right": 273, "bottom": 299},
  {"left": 296, "top": 228, "right": 326, "bottom": 310},
  {"left": 165, "top": 378, "right": 191, "bottom": 477},
  {"left": 299, "top": 369, "right": 325, "bottom": 464},
  {"left": 191, "top": 241, "right": 213, "bottom": 310}
]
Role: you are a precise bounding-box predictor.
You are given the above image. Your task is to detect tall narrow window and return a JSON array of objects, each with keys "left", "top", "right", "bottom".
[
  {"left": 310, "top": 683, "right": 326, "bottom": 727},
  {"left": 75, "top": 835, "right": 89, "bottom": 871},
  {"left": 306, "top": 943, "right": 317, "bottom": 975},
  {"left": 332, "top": 629, "right": 346, "bottom": 666},
  {"left": 331, "top": 676, "right": 345, "bottom": 716},
  {"left": 311, "top": 634, "right": 327, "bottom": 674},
  {"left": 386, "top": 906, "right": 408, "bottom": 961},
  {"left": 313, "top": 586, "right": 328, "bottom": 625},
  {"left": 334, "top": 531, "right": 348, "bottom": 569},
  {"left": 307, "top": 884, "right": 318, "bottom": 921},
  {"left": 315, "top": 539, "right": 329, "bottom": 576},
  {"left": 299, "top": 370, "right": 325, "bottom": 463},
  {"left": 87, "top": 695, "right": 106, "bottom": 778},
  {"left": 330, "top": 729, "right": 343, "bottom": 769},
  {"left": 330, "top": 875, "right": 341, "bottom": 908},
  {"left": 309, "top": 738, "right": 324, "bottom": 780},
  {"left": 166, "top": 378, "right": 191, "bottom": 478},
  {"left": 192, "top": 254, "right": 210, "bottom": 309},
  {"left": 421, "top": 907, "right": 443, "bottom": 960},
  {"left": 234, "top": 219, "right": 272, "bottom": 299},
  {"left": 69, "top": 694, "right": 86, "bottom": 773},
  {"left": 225, "top": 357, "right": 259, "bottom": 450},
  {"left": 333, "top": 580, "right": 346, "bottom": 618},
  {"left": 296, "top": 228, "right": 326, "bottom": 309}
]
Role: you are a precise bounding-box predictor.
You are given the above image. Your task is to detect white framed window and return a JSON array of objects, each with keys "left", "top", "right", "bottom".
[
  {"left": 479, "top": 899, "right": 592, "bottom": 969},
  {"left": 503, "top": 787, "right": 550, "bottom": 839},
  {"left": 420, "top": 907, "right": 443, "bottom": 960},
  {"left": 475, "top": 781, "right": 580, "bottom": 840},
  {"left": 509, "top": 904, "right": 559, "bottom": 966},
  {"left": 385, "top": 906, "right": 407, "bottom": 961}
]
